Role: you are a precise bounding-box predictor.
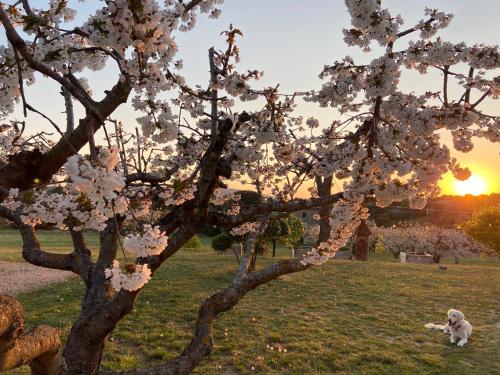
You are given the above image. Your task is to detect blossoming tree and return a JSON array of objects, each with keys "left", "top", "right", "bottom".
[
  {"left": 375, "top": 224, "right": 490, "bottom": 262},
  {"left": 0, "top": 0, "right": 499, "bottom": 373}
]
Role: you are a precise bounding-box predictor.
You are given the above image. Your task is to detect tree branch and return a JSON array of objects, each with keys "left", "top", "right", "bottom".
[
  {"left": 16, "top": 225, "right": 94, "bottom": 283},
  {"left": 0, "top": 4, "right": 99, "bottom": 117},
  {"left": 0, "top": 78, "right": 130, "bottom": 197},
  {"left": 0, "top": 295, "right": 63, "bottom": 374}
]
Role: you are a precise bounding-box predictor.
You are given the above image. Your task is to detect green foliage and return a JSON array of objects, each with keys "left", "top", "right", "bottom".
[
  {"left": 183, "top": 235, "right": 202, "bottom": 250},
  {"left": 261, "top": 218, "right": 284, "bottom": 242},
  {"left": 284, "top": 215, "right": 305, "bottom": 248},
  {"left": 254, "top": 238, "right": 269, "bottom": 255},
  {"left": 260, "top": 215, "right": 304, "bottom": 249},
  {"left": 211, "top": 232, "right": 234, "bottom": 252},
  {"left": 278, "top": 219, "right": 291, "bottom": 237},
  {"left": 374, "top": 240, "right": 385, "bottom": 254},
  {"left": 463, "top": 204, "right": 500, "bottom": 256}
]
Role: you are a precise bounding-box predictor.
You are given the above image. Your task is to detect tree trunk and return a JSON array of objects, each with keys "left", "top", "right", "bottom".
[
  {"left": 63, "top": 221, "right": 138, "bottom": 375},
  {"left": 62, "top": 278, "right": 138, "bottom": 374},
  {"left": 272, "top": 240, "right": 276, "bottom": 257},
  {"left": 315, "top": 176, "right": 333, "bottom": 245},
  {"left": 63, "top": 324, "right": 106, "bottom": 375},
  {"left": 433, "top": 255, "right": 441, "bottom": 264}
]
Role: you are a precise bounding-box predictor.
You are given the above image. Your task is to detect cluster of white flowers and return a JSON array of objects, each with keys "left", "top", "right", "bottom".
[
  {"left": 20, "top": 147, "right": 127, "bottom": 231},
  {"left": 417, "top": 8, "right": 454, "bottom": 39},
  {"left": 159, "top": 184, "right": 197, "bottom": 206},
  {"left": 343, "top": 0, "right": 403, "bottom": 50},
  {"left": 305, "top": 57, "right": 363, "bottom": 111},
  {"left": 273, "top": 142, "right": 299, "bottom": 164},
  {"left": 123, "top": 225, "right": 168, "bottom": 257},
  {"left": 104, "top": 260, "right": 152, "bottom": 292},
  {"left": 227, "top": 205, "right": 241, "bottom": 216},
  {"left": 66, "top": 148, "right": 123, "bottom": 195},
  {"left": 231, "top": 222, "right": 260, "bottom": 236},
  {"left": 449, "top": 159, "right": 471, "bottom": 181},
  {"left": 0, "top": 125, "right": 23, "bottom": 158},
  {"left": 301, "top": 197, "right": 369, "bottom": 266},
  {"left": 1, "top": 188, "right": 21, "bottom": 211},
  {"left": 83, "top": 0, "right": 175, "bottom": 57},
  {"left": 406, "top": 39, "right": 500, "bottom": 73},
  {"left": 223, "top": 73, "right": 250, "bottom": 97},
  {"left": 174, "top": 0, "right": 224, "bottom": 31},
  {"left": 365, "top": 56, "right": 401, "bottom": 98},
  {"left": 209, "top": 189, "right": 242, "bottom": 216},
  {"left": 133, "top": 96, "right": 179, "bottom": 143},
  {"left": 210, "top": 189, "right": 241, "bottom": 205},
  {"left": 0, "top": 46, "right": 32, "bottom": 118}
]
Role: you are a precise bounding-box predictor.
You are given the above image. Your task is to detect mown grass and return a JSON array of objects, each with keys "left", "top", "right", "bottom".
[
  {"left": 2, "top": 229, "right": 500, "bottom": 374},
  {"left": 0, "top": 229, "right": 100, "bottom": 262}
]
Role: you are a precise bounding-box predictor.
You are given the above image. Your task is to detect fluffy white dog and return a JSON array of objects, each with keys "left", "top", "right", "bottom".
[{"left": 425, "top": 309, "right": 472, "bottom": 346}]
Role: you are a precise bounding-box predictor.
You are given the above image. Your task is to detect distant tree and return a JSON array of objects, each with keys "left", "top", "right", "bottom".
[
  {"left": 462, "top": 204, "right": 500, "bottom": 257},
  {"left": 211, "top": 233, "right": 234, "bottom": 253},
  {"left": 261, "top": 217, "right": 289, "bottom": 257},
  {"left": 375, "top": 224, "right": 489, "bottom": 263},
  {"left": 260, "top": 216, "right": 305, "bottom": 257},
  {"left": 283, "top": 215, "right": 305, "bottom": 250}
]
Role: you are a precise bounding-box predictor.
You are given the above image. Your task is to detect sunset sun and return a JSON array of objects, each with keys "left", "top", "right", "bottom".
[{"left": 454, "top": 175, "right": 488, "bottom": 196}]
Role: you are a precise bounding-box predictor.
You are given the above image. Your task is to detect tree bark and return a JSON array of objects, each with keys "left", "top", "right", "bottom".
[
  {"left": 315, "top": 176, "right": 333, "bottom": 245},
  {"left": 0, "top": 295, "right": 63, "bottom": 374},
  {"left": 62, "top": 221, "right": 137, "bottom": 375}
]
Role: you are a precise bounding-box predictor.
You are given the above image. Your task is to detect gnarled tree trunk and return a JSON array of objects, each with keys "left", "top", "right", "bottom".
[
  {"left": 62, "top": 221, "right": 139, "bottom": 375},
  {"left": 0, "top": 295, "right": 63, "bottom": 374}
]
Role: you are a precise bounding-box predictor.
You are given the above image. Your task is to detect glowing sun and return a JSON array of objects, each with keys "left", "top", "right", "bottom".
[{"left": 454, "top": 175, "right": 488, "bottom": 196}]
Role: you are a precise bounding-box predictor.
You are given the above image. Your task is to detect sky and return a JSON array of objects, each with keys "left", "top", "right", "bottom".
[{"left": 6, "top": 0, "right": 500, "bottom": 196}]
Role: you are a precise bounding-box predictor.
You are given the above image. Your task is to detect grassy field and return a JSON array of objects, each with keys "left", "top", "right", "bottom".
[
  {"left": 0, "top": 229, "right": 100, "bottom": 262},
  {"left": 1, "top": 229, "right": 500, "bottom": 374}
]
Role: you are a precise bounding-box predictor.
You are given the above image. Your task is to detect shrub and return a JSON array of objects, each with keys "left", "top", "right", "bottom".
[
  {"left": 211, "top": 233, "right": 234, "bottom": 252},
  {"left": 254, "top": 238, "right": 270, "bottom": 255},
  {"left": 184, "top": 235, "right": 202, "bottom": 250}
]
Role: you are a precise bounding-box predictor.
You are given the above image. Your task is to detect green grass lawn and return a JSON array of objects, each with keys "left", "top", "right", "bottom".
[
  {"left": 2, "top": 230, "right": 500, "bottom": 374},
  {"left": 0, "top": 229, "right": 100, "bottom": 262}
]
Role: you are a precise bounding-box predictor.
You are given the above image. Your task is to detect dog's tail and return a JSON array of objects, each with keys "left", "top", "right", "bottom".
[{"left": 424, "top": 323, "right": 446, "bottom": 330}]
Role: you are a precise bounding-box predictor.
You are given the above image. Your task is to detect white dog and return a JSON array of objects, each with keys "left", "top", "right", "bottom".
[{"left": 425, "top": 309, "right": 472, "bottom": 346}]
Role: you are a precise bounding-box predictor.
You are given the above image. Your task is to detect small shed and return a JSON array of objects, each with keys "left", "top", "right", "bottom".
[{"left": 354, "top": 220, "right": 371, "bottom": 261}]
